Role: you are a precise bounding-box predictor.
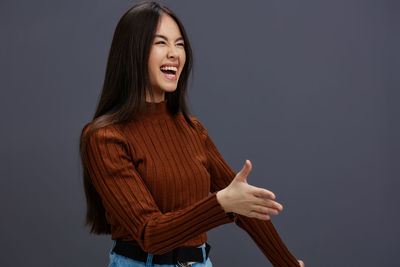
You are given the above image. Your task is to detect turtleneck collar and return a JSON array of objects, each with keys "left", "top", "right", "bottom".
[{"left": 138, "top": 99, "right": 170, "bottom": 120}]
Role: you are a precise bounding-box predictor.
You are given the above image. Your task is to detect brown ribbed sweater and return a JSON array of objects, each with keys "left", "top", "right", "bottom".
[{"left": 82, "top": 99, "right": 299, "bottom": 266}]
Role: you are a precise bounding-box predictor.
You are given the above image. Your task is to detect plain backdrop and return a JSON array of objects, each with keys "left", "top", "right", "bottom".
[{"left": 1, "top": 0, "right": 399, "bottom": 266}]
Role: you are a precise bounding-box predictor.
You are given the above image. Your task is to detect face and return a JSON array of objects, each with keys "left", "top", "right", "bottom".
[{"left": 147, "top": 13, "right": 186, "bottom": 102}]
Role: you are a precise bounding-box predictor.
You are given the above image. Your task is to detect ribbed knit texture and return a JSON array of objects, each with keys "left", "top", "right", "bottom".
[{"left": 82, "top": 99, "right": 299, "bottom": 266}]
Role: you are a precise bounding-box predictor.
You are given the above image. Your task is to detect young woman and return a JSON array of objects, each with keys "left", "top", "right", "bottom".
[{"left": 80, "top": 1, "right": 305, "bottom": 266}]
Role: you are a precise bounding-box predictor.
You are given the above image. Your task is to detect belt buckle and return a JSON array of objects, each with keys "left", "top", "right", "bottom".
[{"left": 177, "top": 260, "right": 194, "bottom": 267}]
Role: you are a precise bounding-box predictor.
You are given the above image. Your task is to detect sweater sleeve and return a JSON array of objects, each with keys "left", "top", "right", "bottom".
[
  {"left": 192, "top": 118, "right": 300, "bottom": 267},
  {"left": 81, "top": 125, "right": 234, "bottom": 255}
]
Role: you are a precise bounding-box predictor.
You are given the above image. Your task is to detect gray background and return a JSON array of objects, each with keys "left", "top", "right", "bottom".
[{"left": 1, "top": 0, "right": 399, "bottom": 266}]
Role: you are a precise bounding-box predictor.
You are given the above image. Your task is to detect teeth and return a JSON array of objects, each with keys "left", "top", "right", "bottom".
[{"left": 160, "top": 66, "right": 177, "bottom": 72}]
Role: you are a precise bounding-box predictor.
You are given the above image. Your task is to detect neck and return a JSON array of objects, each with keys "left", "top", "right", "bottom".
[
  {"left": 137, "top": 99, "right": 169, "bottom": 120},
  {"left": 145, "top": 90, "right": 165, "bottom": 103}
]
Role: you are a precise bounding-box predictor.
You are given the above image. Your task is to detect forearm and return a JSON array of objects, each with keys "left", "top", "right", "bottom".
[{"left": 235, "top": 215, "right": 300, "bottom": 267}]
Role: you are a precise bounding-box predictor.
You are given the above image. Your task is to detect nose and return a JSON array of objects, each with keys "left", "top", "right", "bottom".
[{"left": 167, "top": 45, "right": 179, "bottom": 59}]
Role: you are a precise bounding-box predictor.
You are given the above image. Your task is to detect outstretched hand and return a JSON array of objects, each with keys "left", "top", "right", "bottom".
[{"left": 216, "top": 160, "right": 283, "bottom": 220}]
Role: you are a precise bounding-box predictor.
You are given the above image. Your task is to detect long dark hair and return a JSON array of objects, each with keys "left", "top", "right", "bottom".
[{"left": 79, "top": 1, "right": 195, "bottom": 234}]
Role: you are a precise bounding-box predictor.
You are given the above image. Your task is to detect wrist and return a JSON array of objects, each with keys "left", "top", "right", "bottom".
[{"left": 216, "top": 189, "right": 230, "bottom": 213}]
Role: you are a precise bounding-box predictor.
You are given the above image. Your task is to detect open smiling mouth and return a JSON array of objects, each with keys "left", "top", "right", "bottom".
[{"left": 160, "top": 66, "right": 177, "bottom": 80}]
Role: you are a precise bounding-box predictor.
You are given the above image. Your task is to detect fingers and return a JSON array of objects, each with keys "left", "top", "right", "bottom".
[
  {"left": 244, "top": 177, "right": 283, "bottom": 212},
  {"left": 254, "top": 197, "right": 283, "bottom": 211},
  {"left": 234, "top": 160, "right": 252, "bottom": 184},
  {"left": 252, "top": 187, "right": 276, "bottom": 200},
  {"left": 247, "top": 159, "right": 252, "bottom": 170},
  {"left": 238, "top": 159, "right": 252, "bottom": 177},
  {"left": 239, "top": 196, "right": 283, "bottom": 220},
  {"left": 251, "top": 204, "right": 280, "bottom": 216},
  {"left": 248, "top": 211, "right": 271, "bottom": 220}
]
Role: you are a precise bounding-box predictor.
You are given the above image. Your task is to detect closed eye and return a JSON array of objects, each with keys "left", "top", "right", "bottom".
[{"left": 155, "top": 41, "right": 185, "bottom": 47}]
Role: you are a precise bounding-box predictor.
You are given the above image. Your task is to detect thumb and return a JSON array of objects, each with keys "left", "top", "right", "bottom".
[{"left": 235, "top": 159, "right": 252, "bottom": 183}]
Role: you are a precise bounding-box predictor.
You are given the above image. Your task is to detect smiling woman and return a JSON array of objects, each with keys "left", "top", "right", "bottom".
[
  {"left": 147, "top": 14, "right": 186, "bottom": 102},
  {"left": 79, "top": 1, "right": 303, "bottom": 267}
]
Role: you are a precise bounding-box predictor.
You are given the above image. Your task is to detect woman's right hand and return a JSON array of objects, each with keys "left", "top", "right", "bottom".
[{"left": 216, "top": 160, "right": 283, "bottom": 220}]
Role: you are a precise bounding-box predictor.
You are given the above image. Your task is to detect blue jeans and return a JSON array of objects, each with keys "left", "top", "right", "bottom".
[{"left": 108, "top": 240, "right": 213, "bottom": 267}]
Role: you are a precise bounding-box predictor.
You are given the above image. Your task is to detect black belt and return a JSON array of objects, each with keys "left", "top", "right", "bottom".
[{"left": 112, "top": 239, "right": 211, "bottom": 266}]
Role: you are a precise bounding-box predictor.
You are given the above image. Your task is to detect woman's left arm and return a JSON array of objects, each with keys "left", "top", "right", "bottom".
[{"left": 193, "top": 117, "right": 302, "bottom": 267}]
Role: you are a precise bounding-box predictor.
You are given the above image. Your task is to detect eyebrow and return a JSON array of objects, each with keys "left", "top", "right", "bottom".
[{"left": 154, "top": 34, "right": 184, "bottom": 42}]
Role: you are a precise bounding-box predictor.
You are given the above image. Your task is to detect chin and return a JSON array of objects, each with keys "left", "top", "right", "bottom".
[{"left": 160, "top": 84, "right": 178, "bottom": 93}]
